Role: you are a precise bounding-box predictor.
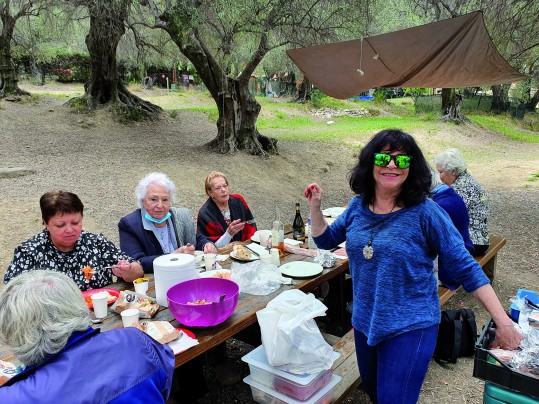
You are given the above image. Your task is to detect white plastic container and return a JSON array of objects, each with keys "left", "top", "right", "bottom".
[
  {"left": 153, "top": 254, "right": 198, "bottom": 307},
  {"left": 242, "top": 345, "right": 339, "bottom": 401},
  {"left": 244, "top": 374, "right": 341, "bottom": 404}
]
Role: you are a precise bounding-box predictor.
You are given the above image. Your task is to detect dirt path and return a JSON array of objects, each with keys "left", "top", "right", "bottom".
[{"left": 1, "top": 88, "right": 538, "bottom": 403}]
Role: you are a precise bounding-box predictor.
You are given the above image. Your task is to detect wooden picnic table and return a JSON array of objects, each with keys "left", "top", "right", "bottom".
[{"left": 0, "top": 237, "right": 350, "bottom": 374}]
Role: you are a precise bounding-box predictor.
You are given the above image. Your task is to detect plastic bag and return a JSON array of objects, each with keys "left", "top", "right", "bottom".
[
  {"left": 256, "top": 289, "right": 335, "bottom": 374},
  {"left": 230, "top": 260, "right": 291, "bottom": 295}
]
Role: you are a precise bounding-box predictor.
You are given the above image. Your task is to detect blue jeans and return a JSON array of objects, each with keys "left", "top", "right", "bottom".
[{"left": 354, "top": 325, "right": 438, "bottom": 404}]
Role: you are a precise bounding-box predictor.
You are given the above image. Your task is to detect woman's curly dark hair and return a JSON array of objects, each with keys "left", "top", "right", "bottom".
[{"left": 348, "top": 129, "right": 431, "bottom": 207}]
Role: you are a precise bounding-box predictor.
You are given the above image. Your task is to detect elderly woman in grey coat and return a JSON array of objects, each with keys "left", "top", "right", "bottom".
[
  {"left": 0, "top": 271, "right": 174, "bottom": 401},
  {"left": 118, "top": 172, "right": 218, "bottom": 273},
  {"left": 435, "top": 148, "right": 490, "bottom": 256}
]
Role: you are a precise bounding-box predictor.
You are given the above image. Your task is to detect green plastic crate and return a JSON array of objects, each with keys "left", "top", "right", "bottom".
[{"left": 484, "top": 382, "right": 539, "bottom": 404}]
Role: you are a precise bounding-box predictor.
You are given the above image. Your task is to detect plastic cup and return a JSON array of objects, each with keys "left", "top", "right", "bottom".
[
  {"left": 91, "top": 292, "right": 108, "bottom": 318},
  {"left": 204, "top": 253, "right": 217, "bottom": 271},
  {"left": 258, "top": 231, "right": 271, "bottom": 249},
  {"left": 121, "top": 308, "right": 140, "bottom": 327},
  {"left": 194, "top": 250, "right": 204, "bottom": 266},
  {"left": 260, "top": 252, "right": 272, "bottom": 264},
  {"left": 270, "top": 248, "right": 280, "bottom": 266},
  {"left": 133, "top": 279, "right": 149, "bottom": 295}
]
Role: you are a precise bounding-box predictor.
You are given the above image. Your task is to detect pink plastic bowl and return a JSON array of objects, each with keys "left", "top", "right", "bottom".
[{"left": 167, "top": 278, "right": 240, "bottom": 327}]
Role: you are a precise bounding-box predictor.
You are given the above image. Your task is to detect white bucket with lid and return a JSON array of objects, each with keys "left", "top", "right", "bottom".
[{"left": 153, "top": 253, "right": 198, "bottom": 306}]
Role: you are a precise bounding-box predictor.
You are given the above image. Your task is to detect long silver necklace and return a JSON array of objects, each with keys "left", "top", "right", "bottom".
[{"left": 363, "top": 202, "right": 397, "bottom": 260}]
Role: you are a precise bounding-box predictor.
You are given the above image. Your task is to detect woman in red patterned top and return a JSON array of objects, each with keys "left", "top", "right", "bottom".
[{"left": 197, "top": 171, "right": 257, "bottom": 247}]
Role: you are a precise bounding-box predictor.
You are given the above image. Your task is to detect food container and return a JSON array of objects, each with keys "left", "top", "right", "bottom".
[
  {"left": 167, "top": 277, "right": 239, "bottom": 327},
  {"left": 483, "top": 381, "right": 539, "bottom": 404},
  {"left": 510, "top": 289, "right": 539, "bottom": 321},
  {"left": 473, "top": 318, "right": 539, "bottom": 399},
  {"left": 242, "top": 345, "right": 339, "bottom": 401},
  {"left": 243, "top": 374, "right": 341, "bottom": 404}
]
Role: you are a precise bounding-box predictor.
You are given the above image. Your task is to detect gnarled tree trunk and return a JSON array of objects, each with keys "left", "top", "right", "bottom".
[
  {"left": 166, "top": 28, "right": 276, "bottom": 156},
  {"left": 490, "top": 84, "right": 510, "bottom": 113},
  {"left": 71, "top": 0, "right": 160, "bottom": 119},
  {"left": 0, "top": 13, "right": 29, "bottom": 98},
  {"left": 440, "top": 88, "right": 469, "bottom": 124}
]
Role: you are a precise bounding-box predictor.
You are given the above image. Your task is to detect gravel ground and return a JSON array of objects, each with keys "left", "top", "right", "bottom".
[{"left": 0, "top": 88, "right": 538, "bottom": 403}]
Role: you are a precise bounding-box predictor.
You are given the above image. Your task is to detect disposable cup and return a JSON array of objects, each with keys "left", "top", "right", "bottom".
[
  {"left": 270, "top": 248, "right": 280, "bottom": 266},
  {"left": 91, "top": 292, "right": 108, "bottom": 318},
  {"left": 258, "top": 231, "right": 271, "bottom": 249},
  {"left": 133, "top": 279, "right": 149, "bottom": 295},
  {"left": 194, "top": 250, "right": 204, "bottom": 266},
  {"left": 259, "top": 252, "right": 272, "bottom": 264},
  {"left": 121, "top": 308, "right": 140, "bottom": 327},
  {"left": 204, "top": 253, "right": 217, "bottom": 271}
]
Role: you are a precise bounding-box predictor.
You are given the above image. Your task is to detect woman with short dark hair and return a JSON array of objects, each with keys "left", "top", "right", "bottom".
[
  {"left": 305, "top": 129, "right": 522, "bottom": 403},
  {"left": 4, "top": 191, "right": 143, "bottom": 290}
]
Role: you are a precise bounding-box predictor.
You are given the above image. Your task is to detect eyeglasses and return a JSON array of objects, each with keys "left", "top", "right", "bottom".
[{"left": 373, "top": 153, "right": 412, "bottom": 169}]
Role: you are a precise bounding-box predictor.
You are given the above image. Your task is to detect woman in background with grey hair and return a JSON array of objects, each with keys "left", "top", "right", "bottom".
[
  {"left": 435, "top": 148, "right": 490, "bottom": 255},
  {"left": 0, "top": 270, "right": 174, "bottom": 401},
  {"left": 118, "top": 172, "right": 218, "bottom": 273}
]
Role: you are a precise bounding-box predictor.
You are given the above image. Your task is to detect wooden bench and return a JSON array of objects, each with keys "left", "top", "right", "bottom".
[
  {"left": 322, "top": 329, "right": 361, "bottom": 403},
  {"left": 438, "top": 234, "right": 506, "bottom": 307}
]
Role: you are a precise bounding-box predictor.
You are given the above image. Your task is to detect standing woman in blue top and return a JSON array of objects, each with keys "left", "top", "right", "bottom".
[{"left": 304, "top": 129, "right": 522, "bottom": 404}]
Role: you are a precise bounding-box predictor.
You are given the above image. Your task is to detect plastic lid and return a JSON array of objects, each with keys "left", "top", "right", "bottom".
[
  {"left": 243, "top": 374, "right": 341, "bottom": 404},
  {"left": 242, "top": 345, "right": 339, "bottom": 386}
]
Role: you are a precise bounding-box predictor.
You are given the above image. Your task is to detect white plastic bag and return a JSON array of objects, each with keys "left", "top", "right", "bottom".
[
  {"left": 230, "top": 260, "right": 291, "bottom": 295},
  {"left": 256, "top": 289, "right": 334, "bottom": 374}
]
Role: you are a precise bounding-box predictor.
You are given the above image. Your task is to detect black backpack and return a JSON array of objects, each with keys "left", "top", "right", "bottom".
[{"left": 434, "top": 308, "right": 477, "bottom": 364}]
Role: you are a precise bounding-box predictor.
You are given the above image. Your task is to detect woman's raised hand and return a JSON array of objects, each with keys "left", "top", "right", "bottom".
[
  {"left": 304, "top": 183, "right": 323, "bottom": 209},
  {"left": 227, "top": 219, "right": 245, "bottom": 236}
]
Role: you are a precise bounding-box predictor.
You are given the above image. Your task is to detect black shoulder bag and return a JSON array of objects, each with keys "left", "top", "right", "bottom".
[{"left": 434, "top": 308, "right": 477, "bottom": 364}]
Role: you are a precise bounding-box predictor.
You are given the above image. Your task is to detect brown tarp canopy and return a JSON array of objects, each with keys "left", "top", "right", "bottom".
[{"left": 286, "top": 11, "right": 526, "bottom": 99}]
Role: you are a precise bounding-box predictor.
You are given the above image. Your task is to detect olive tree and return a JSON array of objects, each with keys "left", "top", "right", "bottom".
[
  {"left": 67, "top": 0, "right": 160, "bottom": 119},
  {"left": 0, "top": 0, "right": 54, "bottom": 97},
  {"left": 140, "top": 0, "right": 363, "bottom": 156}
]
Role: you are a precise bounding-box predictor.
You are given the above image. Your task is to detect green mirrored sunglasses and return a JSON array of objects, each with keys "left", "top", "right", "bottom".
[{"left": 373, "top": 153, "right": 412, "bottom": 169}]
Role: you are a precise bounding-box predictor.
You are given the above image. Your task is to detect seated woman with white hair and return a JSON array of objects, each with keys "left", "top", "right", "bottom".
[
  {"left": 118, "top": 172, "right": 218, "bottom": 273},
  {"left": 435, "top": 148, "right": 489, "bottom": 255},
  {"left": 0, "top": 270, "right": 175, "bottom": 401}
]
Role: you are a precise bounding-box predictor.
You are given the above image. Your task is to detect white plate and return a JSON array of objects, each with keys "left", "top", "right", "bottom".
[
  {"left": 196, "top": 263, "right": 205, "bottom": 270},
  {"left": 250, "top": 230, "right": 271, "bottom": 243},
  {"left": 322, "top": 207, "right": 346, "bottom": 218},
  {"left": 199, "top": 269, "right": 231, "bottom": 278},
  {"left": 280, "top": 261, "right": 323, "bottom": 278},
  {"left": 338, "top": 241, "right": 346, "bottom": 248},
  {"left": 230, "top": 251, "right": 259, "bottom": 262}
]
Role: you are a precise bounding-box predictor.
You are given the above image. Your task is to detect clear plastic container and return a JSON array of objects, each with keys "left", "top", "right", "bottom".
[
  {"left": 242, "top": 345, "right": 339, "bottom": 401},
  {"left": 244, "top": 374, "right": 341, "bottom": 404}
]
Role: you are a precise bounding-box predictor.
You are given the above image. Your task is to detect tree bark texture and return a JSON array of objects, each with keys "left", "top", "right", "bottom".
[
  {"left": 78, "top": 0, "right": 160, "bottom": 119},
  {"left": 0, "top": 12, "right": 28, "bottom": 98},
  {"left": 490, "top": 84, "right": 510, "bottom": 113},
  {"left": 440, "top": 89, "right": 469, "bottom": 124},
  {"left": 161, "top": 14, "right": 277, "bottom": 156}
]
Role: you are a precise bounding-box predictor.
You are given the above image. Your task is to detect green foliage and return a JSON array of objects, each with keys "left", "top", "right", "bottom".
[
  {"left": 308, "top": 90, "right": 351, "bottom": 109},
  {"left": 169, "top": 110, "right": 178, "bottom": 118},
  {"left": 528, "top": 173, "right": 539, "bottom": 182},
  {"left": 112, "top": 104, "right": 144, "bottom": 123},
  {"left": 373, "top": 89, "right": 386, "bottom": 103},
  {"left": 69, "top": 98, "right": 89, "bottom": 110},
  {"left": 19, "top": 94, "right": 42, "bottom": 105},
  {"left": 469, "top": 114, "right": 539, "bottom": 143}
]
